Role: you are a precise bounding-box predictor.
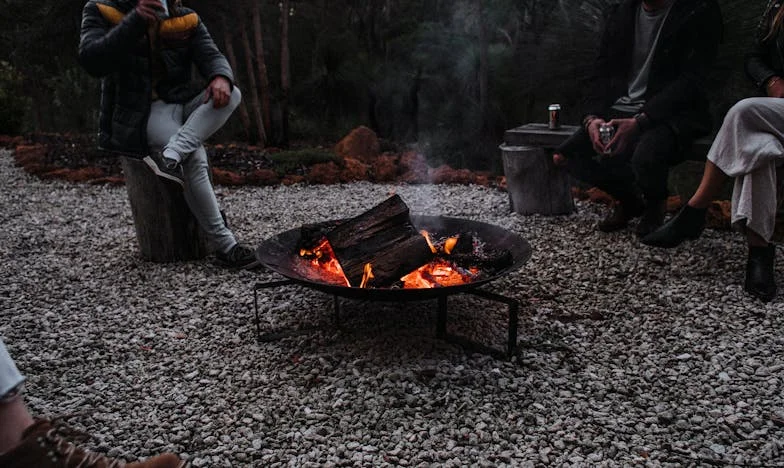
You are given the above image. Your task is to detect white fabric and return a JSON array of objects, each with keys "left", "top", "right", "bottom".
[
  {"left": 0, "top": 338, "right": 24, "bottom": 399},
  {"left": 707, "top": 97, "right": 784, "bottom": 242}
]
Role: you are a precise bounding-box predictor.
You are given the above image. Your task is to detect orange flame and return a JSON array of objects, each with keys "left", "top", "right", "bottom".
[
  {"left": 359, "top": 263, "right": 374, "bottom": 288},
  {"left": 420, "top": 230, "right": 437, "bottom": 253},
  {"left": 444, "top": 236, "right": 458, "bottom": 254}
]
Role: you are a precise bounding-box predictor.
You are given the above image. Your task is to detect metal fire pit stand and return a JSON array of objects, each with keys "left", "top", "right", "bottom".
[{"left": 252, "top": 280, "right": 521, "bottom": 359}]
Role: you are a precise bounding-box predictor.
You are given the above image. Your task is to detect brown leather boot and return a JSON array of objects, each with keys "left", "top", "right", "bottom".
[
  {"left": 597, "top": 199, "right": 644, "bottom": 232},
  {"left": 0, "top": 419, "right": 185, "bottom": 468}
]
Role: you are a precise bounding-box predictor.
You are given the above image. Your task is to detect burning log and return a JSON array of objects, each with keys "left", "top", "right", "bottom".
[
  {"left": 325, "top": 194, "right": 434, "bottom": 287},
  {"left": 438, "top": 247, "right": 513, "bottom": 273}
]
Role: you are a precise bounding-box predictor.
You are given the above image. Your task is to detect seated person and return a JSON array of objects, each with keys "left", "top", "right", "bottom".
[
  {"left": 642, "top": 1, "right": 784, "bottom": 302},
  {"left": 0, "top": 337, "right": 183, "bottom": 467},
  {"left": 78, "top": 0, "right": 259, "bottom": 269},
  {"left": 553, "top": 0, "right": 722, "bottom": 237}
]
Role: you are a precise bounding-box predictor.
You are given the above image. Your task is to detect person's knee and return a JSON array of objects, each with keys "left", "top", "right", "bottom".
[
  {"left": 229, "top": 86, "right": 242, "bottom": 110},
  {"left": 724, "top": 97, "right": 766, "bottom": 124}
]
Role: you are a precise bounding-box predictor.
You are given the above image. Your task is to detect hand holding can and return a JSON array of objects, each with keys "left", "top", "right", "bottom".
[{"left": 599, "top": 123, "right": 615, "bottom": 155}]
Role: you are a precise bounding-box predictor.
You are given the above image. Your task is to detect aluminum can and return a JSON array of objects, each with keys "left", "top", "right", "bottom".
[
  {"left": 548, "top": 104, "right": 561, "bottom": 130},
  {"left": 599, "top": 123, "right": 615, "bottom": 153}
]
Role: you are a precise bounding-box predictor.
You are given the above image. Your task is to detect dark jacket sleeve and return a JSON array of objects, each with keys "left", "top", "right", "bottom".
[
  {"left": 582, "top": 5, "right": 620, "bottom": 117},
  {"left": 78, "top": 0, "right": 148, "bottom": 77},
  {"left": 640, "top": 0, "right": 723, "bottom": 123},
  {"left": 745, "top": 7, "right": 779, "bottom": 91},
  {"left": 190, "top": 20, "right": 235, "bottom": 87},
  {"left": 746, "top": 40, "right": 777, "bottom": 90}
]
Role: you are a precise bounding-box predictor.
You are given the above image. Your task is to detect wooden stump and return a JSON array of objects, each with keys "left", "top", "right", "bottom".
[
  {"left": 500, "top": 144, "right": 574, "bottom": 215},
  {"left": 121, "top": 156, "right": 207, "bottom": 262}
]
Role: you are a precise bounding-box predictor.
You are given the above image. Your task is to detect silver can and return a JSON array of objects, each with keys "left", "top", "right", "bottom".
[
  {"left": 548, "top": 104, "right": 561, "bottom": 130},
  {"left": 599, "top": 123, "right": 615, "bottom": 153}
]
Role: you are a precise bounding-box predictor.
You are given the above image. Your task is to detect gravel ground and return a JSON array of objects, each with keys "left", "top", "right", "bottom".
[{"left": 1, "top": 149, "right": 783, "bottom": 467}]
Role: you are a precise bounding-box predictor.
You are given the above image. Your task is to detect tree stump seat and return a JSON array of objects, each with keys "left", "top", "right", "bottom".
[{"left": 120, "top": 156, "right": 208, "bottom": 262}]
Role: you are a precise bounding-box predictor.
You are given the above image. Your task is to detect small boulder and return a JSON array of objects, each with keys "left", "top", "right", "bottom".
[{"left": 334, "top": 126, "right": 380, "bottom": 163}]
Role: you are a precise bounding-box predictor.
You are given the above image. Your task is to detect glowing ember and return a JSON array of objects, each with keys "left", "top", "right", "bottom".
[
  {"left": 359, "top": 263, "right": 374, "bottom": 288},
  {"left": 400, "top": 259, "right": 479, "bottom": 289},
  {"left": 299, "top": 238, "right": 350, "bottom": 286},
  {"left": 300, "top": 234, "right": 485, "bottom": 289}
]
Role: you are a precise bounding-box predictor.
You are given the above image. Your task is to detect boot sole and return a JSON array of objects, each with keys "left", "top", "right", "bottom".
[
  {"left": 641, "top": 229, "right": 704, "bottom": 248},
  {"left": 143, "top": 156, "right": 185, "bottom": 187}
]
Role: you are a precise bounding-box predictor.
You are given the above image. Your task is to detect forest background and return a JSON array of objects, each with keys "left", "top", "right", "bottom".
[{"left": 0, "top": 0, "right": 765, "bottom": 173}]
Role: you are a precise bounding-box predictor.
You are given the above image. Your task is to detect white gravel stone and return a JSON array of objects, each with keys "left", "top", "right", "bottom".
[{"left": 1, "top": 149, "right": 782, "bottom": 466}]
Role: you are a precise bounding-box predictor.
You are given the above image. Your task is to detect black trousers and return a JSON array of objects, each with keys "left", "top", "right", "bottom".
[{"left": 556, "top": 109, "right": 685, "bottom": 205}]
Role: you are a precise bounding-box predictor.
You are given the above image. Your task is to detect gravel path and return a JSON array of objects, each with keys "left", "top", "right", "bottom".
[{"left": 1, "top": 149, "right": 782, "bottom": 467}]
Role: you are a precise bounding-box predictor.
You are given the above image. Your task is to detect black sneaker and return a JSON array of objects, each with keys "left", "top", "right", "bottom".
[
  {"left": 215, "top": 243, "right": 261, "bottom": 270},
  {"left": 143, "top": 152, "right": 184, "bottom": 187}
]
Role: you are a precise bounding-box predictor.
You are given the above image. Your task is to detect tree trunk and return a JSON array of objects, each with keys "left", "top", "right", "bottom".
[
  {"left": 121, "top": 157, "right": 208, "bottom": 261},
  {"left": 240, "top": 20, "right": 267, "bottom": 146},
  {"left": 251, "top": 1, "right": 272, "bottom": 138},
  {"left": 280, "top": 0, "right": 291, "bottom": 147},
  {"left": 221, "top": 16, "right": 252, "bottom": 142},
  {"left": 500, "top": 144, "right": 574, "bottom": 216},
  {"left": 477, "top": 0, "right": 490, "bottom": 136}
]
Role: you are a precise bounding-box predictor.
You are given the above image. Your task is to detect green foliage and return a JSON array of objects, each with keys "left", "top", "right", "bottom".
[
  {"left": 0, "top": 61, "right": 29, "bottom": 135},
  {"left": 266, "top": 148, "right": 341, "bottom": 176}
]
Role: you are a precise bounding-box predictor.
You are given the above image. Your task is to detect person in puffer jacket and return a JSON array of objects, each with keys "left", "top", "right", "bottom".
[{"left": 79, "top": 0, "right": 259, "bottom": 269}]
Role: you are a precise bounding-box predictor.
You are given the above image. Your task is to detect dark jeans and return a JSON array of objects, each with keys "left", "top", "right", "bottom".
[{"left": 556, "top": 109, "right": 683, "bottom": 206}]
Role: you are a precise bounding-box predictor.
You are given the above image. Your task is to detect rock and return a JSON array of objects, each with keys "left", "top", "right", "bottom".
[{"left": 333, "top": 126, "right": 380, "bottom": 163}]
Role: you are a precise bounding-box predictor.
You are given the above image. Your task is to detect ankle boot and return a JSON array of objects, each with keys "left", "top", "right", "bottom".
[
  {"left": 640, "top": 205, "right": 706, "bottom": 248},
  {"left": 745, "top": 244, "right": 777, "bottom": 302}
]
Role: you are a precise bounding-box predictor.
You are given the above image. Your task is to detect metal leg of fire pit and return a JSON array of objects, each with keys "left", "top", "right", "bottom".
[{"left": 436, "top": 289, "right": 520, "bottom": 359}]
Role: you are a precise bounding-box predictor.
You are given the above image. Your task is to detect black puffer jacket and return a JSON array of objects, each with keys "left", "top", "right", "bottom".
[
  {"left": 583, "top": 0, "right": 723, "bottom": 143},
  {"left": 79, "top": 0, "right": 234, "bottom": 154},
  {"left": 746, "top": 1, "right": 784, "bottom": 91}
]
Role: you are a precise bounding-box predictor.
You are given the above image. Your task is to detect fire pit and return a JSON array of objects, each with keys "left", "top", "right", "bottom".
[{"left": 253, "top": 208, "right": 532, "bottom": 358}]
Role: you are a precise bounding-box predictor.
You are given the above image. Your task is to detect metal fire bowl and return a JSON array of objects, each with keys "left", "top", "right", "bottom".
[{"left": 255, "top": 215, "right": 532, "bottom": 301}]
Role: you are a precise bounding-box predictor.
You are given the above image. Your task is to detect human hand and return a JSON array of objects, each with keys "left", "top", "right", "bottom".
[
  {"left": 136, "top": 0, "right": 163, "bottom": 24},
  {"left": 607, "top": 117, "right": 640, "bottom": 156},
  {"left": 205, "top": 76, "right": 231, "bottom": 108},
  {"left": 766, "top": 76, "right": 784, "bottom": 98},
  {"left": 585, "top": 117, "right": 609, "bottom": 155}
]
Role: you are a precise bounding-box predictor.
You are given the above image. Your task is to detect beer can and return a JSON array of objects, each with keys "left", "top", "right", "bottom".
[
  {"left": 548, "top": 104, "right": 561, "bottom": 130},
  {"left": 599, "top": 123, "right": 615, "bottom": 156}
]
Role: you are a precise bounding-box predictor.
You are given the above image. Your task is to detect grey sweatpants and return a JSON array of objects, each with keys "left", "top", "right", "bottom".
[
  {"left": 707, "top": 97, "right": 784, "bottom": 243},
  {"left": 0, "top": 338, "right": 24, "bottom": 400},
  {"left": 146, "top": 87, "right": 242, "bottom": 254}
]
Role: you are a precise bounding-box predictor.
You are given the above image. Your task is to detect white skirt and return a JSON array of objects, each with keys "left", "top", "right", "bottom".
[{"left": 707, "top": 97, "right": 784, "bottom": 242}]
